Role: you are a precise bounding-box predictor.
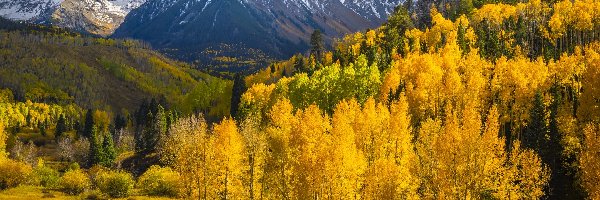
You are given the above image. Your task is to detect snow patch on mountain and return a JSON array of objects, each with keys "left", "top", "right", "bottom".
[{"left": 0, "top": 0, "right": 63, "bottom": 21}]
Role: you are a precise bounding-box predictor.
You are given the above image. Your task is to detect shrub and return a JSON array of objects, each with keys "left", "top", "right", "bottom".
[
  {"left": 33, "top": 164, "right": 60, "bottom": 188},
  {"left": 0, "top": 159, "right": 33, "bottom": 190},
  {"left": 60, "top": 169, "right": 90, "bottom": 195},
  {"left": 82, "top": 190, "right": 109, "bottom": 200},
  {"left": 95, "top": 170, "right": 134, "bottom": 198},
  {"left": 137, "top": 165, "right": 182, "bottom": 197},
  {"left": 67, "top": 162, "right": 80, "bottom": 172}
]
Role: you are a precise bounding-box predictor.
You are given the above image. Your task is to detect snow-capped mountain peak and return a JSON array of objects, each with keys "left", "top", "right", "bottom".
[
  {"left": 0, "top": 0, "right": 146, "bottom": 36},
  {"left": 0, "top": 0, "right": 63, "bottom": 21}
]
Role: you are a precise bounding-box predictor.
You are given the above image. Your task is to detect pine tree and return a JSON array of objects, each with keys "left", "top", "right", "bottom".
[
  {"left": 83, "top": 109, "right": 94, "bottom": 138},
  {"left": 102, "top": 133, "right": 116, "bottom": 167},
  {"left": 231, "top": 73, "right": 247, "bottom": 119},
  {"left": 113, "top": 114, "right": 127, "bottom": 133},
  {"left": 151, "top": 105, "right": 167, "bottom": 151},
  {"left": 55, "top": 114, "right": 67, "bottom": 140},
  {"left": 310, "top": 30, "right": 325, "bottom": 63},
  {"left": 89, "top": 126, "right": 105, "bottom": 167},
  {"left": 39, "top": 121, "right": 47, "bottom": 137},
  {"left": 137, "top": 111, "right": 153, "bottom": 153},
  {"left": 546, "top": 85, "right": 584, "bottom": 199},
  {"left": 523, "top": 92, "right": 547, "bottom": 153}
]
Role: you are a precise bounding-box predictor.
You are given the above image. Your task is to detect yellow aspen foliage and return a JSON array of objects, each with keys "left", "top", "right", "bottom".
[
  {"left": 580, "top": 123, "right": 600, "bottom": 199},
  {"left": 264, "top": 98, "right": 296, "bottom": 199},
  {"left": 366, "top": 30, "right": 377, "bottom": 47},
  {"left": 323, "top": 52, "right": 334, "bottom": 66},
  {"left": 363, "top": 158, "right": 408, "bottom": 200},
  {"left": 504, "top": 142, "right": 550, "bottom": 199},
  {"left": 424, "top": 8, "right": 456, "bottom": 52},
  {"left": 328, "top": 99, "right": 366, "bottom": 199},
  {"left": 460, "top": 51, "right": 490, "bottom": 106},
  {"left": 493, "top": 56, "right": 550, "bottom": 130},
  {"left": 289, "top": 105, "right": 331, "bottom": 199},
  {"left": 404, "top": 29, "right": 423, "bottom": 53},
  {"left": 579, "top": 47, "right": 600, "bottom": 122},
  {"left": 0, "top": 121, "right": 6, "bottom": 160},
  {"left": 472, "top": 3, "right": 517, "bottom": 26},
  {"left": 549, "top": 0, "right": 573, "bottom": 39},
  {"left": 550, "top": 49, "right": 585, "bottom": 90},
  {"left": 389, "top": 94, "right": 416, "bottom": 166},
  {"left": 354, "top": 98, "right": 390, "bottom": 163},
  {"left": 212, "top": 118, "right": 246, "bottom": 199},
  {"left": 414, "top": 118, "right": 443, "bottom": 198},
  {"left": 239, "top": 116, "right": 266, "bottom": 200},
  {"left": 93, "top": 110, "right": 111, "bottom": 131},
  {"left": 364, "top": 95, "right": 419, "bottom": 199},
  {"left": 159, "top": 115, "right": 211, "bottom": 199},
  {"left": 573, "top": 0, "right": 593, "bottom": 31},
  {"left": 241, "top": 83, "right": 276, "bottom": 119},
  {"left": 415, "top": 105, "right": 549, "bottom": 199},
  {"left": 404, "top": 53, "right": 444, "bottom": 121}
]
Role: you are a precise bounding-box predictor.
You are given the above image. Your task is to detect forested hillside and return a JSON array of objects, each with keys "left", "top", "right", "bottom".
[
  {"left": 0, "top": 0, "right": 600, "bottom": 199},
  {"left": 0, "top": 19, "right": 232, "bottom": 116},
  {"left": 233, "top": 0, "right": 600, "bottom": 199}
]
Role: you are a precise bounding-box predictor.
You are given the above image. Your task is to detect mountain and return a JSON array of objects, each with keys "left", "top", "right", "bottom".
[
  {"left": 113, "top": 0, "right": 403, "bottom": 71},
  {"left": 0, "top": 0, "right": 146, "bottom": 36}
]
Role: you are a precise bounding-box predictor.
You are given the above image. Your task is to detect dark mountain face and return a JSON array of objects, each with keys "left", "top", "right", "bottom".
[{"left": 113, "top": 0, "right": 402, "bottom": 71}]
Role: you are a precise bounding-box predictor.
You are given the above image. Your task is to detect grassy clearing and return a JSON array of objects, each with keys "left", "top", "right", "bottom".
[{"left": 0, "top": 186, "right": 177, "bottom": 200}]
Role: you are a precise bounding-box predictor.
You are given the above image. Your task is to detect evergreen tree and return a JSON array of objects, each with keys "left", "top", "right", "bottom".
[
  {"left": 457, "top": 22, "right": 469, "bottom": 55},
  {"left": 135, "top": 100, "right": 149, "bottom": 127},
  {"left": 39, "top": 121, "right": 46, "bottom": 137},
  {"left": 294, "top": 54, "right": 305, "bottom": 72},
  {"left": 151, "top": 105, "right": 167, "bottom": 151},
  {"left": 231, "top": 73, "right": 247, "bottom": 119},
  {"left": 113, "top": 114, "right": 127, "bottom": 133},
  {"left": 136, "top": 111, "right": 153, "bottom": 153},
  {"left": 102, "top": 133, "right": 116, "bottom": 167},
  {"left": 90, "top": 126, "right": 105, "bottom": 167},
  {"left": 546, "top": 85, "right": 585, "bottom": 199},
  {"left": 55, "top": 114, "right": 67, "bottom": 140},
  {"left": 383, "top": 5, "right": 414, "bottom": 55},
  {"left": 310, "top": 29, "right": 325, "bottom": 62},
  {"left": 523, "top": 92, "right": 547, "bottom": 153},
  {"left": 83, "top": 109, "right": 94, "bottom": 138},
  {"left": 135, "top": 100, "right": 150, "bottom": 153}
]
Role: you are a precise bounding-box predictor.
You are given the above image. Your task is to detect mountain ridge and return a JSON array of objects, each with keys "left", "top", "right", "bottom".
[{"left": 113, "top": 0, "right": 403, "bottom": 71}]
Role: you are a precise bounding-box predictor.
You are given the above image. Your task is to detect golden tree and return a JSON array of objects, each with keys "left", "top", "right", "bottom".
[
  {"left": 159, "top": 115, "right": 212, "bottom": 199},
  {"left": 0, "top": 121, "right": 6, "bottom": 160},
  {"left": 240, "top": 116, "right": 266, "bottom": 200},
  {"left": 288, "top": 105, "right": 331, "bottom": 199},
  {"left": 328, "top": 99, "right": 366, "bottom": 199},
  {"left": 212, "top": 118, "right": 246, "bottom": 199},
  {"left": 579, "top": 123, "right": 600, "bottom": 199},
  {"left": 263, "top": 98, "right": 296, "bottom": 199}
]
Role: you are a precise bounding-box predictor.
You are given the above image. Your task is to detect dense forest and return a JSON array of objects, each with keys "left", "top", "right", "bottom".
[
  {"left": 0, "top": 0, "right": 600, "bottom": 199},
  {"left": 0, "top": 18, "right": 232, "bottom": 117}
]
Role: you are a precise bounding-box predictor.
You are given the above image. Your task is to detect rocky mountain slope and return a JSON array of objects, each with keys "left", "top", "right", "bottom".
[
  {"left": 0, "top": 0, "right": 145, "bottom": 36},
  {"left": 113, "top": 0, "right": 403, "bottom": 69},
  {"left": 1, "top": 0, "right": 403, "bottom": 71}
]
